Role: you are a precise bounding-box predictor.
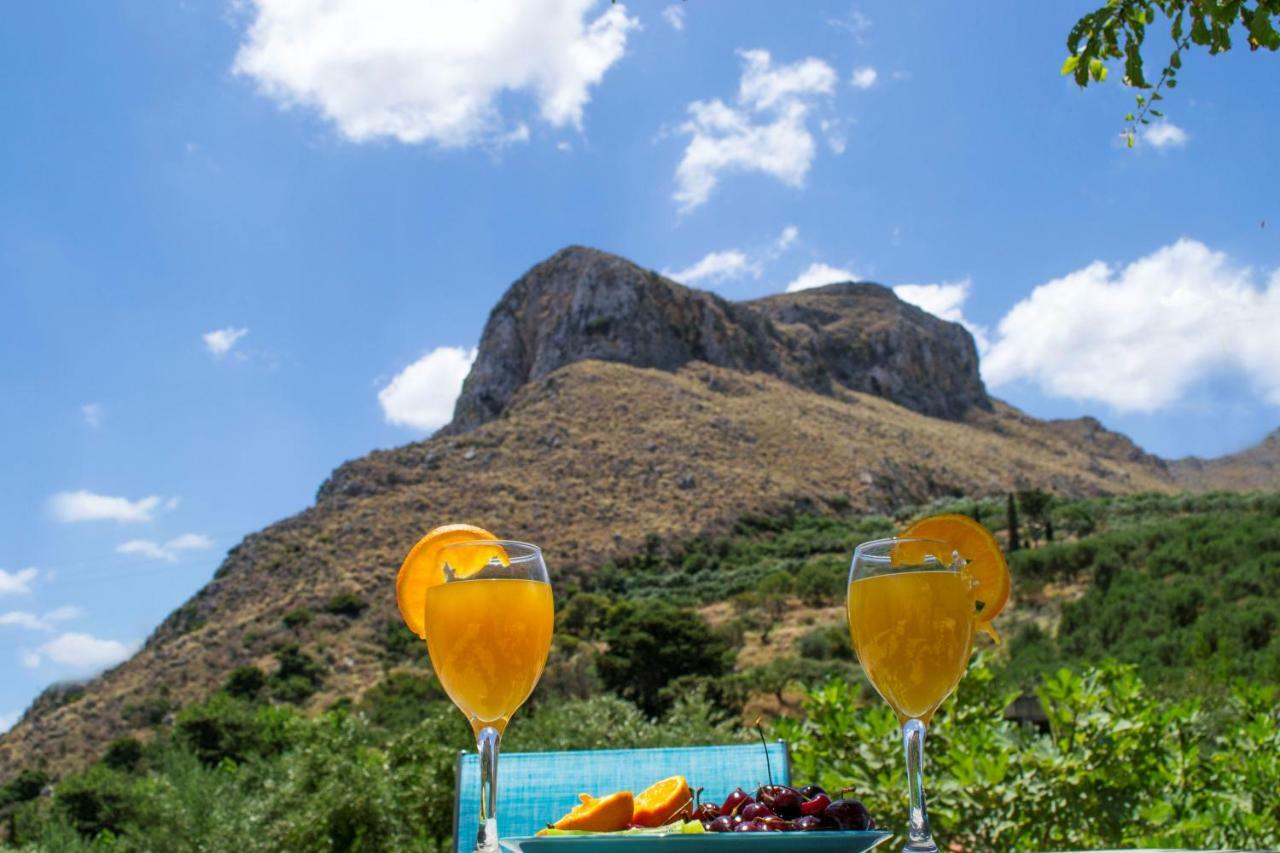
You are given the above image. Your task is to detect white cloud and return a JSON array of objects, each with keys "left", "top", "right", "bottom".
[
  {"left": 26, "top": 633, "right": 133, "bottom": 672},
  {"left": 674, "top": 49, "right": 836, "bottom": 211},
  {"left": 1142, "top": 121, "right": 1189, "bottom": 149},
  {"left": 233, "top": 0, "right": 638, "bottom": 147},
  {"left": 0, "top": 568, "right": 38, "bottom": 596},
  {"left": 664, "top": 225, "right": 800, "bottom": 287},
  {"left": 984, "top": 239, "right": 1280, "bottom": 412},
  {"left": 44, "top": 606, "right": 84, "bottom": 623},
  {"left": 785, "top": 262, "right": 858, "bottom": 293},
  {"left": 850, "top": 66, "right": 878, "bottom": 89},
  {"left": 0, "top": 612, "right": 46, "bottom": 630},
  {"left": 829, "top": 9, "right": 871, "bottom": 39},
  {"left": 82, "top": 403, "right": 103, "bottom": 429},
  {"left": 117, "top": 533, "right": 213, "bottom": 562},
  {"left": 379, "top": 346, "right": 478, "bottom": 431},
  {"left": 894, "top": 279, "right": 990, "bottom": 353},
  {"left": 819, "top": 118, "right": 847, "bottom": 154},
  {"left": 48, "top": 491, "right": 162, "bottom": 524},
  {"left": 203, "top": 327, "right": 249, "bottom": 357},
  {"left": 0, "top": 606, "right": 84, "bottom": 633},
  {"left": 662, "top": 4, "right": 684, "bottom": 31},
  {"left": 665, "top": 250, "right": 760, "bottom": 286}
]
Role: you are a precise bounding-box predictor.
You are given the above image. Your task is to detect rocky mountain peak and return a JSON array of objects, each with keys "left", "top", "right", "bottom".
[{"left": 445, "top": 246, "right": 990, "bottom": 434}]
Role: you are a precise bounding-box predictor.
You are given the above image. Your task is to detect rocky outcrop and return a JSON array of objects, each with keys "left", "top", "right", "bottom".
[
  {"left": 444, "top": 246, "right": 990, "bottom": 433},
  {"left": 749, "top": 284, "right": 990, "bottom": 421}
]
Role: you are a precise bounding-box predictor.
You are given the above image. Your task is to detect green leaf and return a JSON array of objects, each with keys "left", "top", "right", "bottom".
[
  {"left": 1126, "top": 131, "right": 1136, "bottom": 148},
  {"left": 1151, "top": 109, "right": 1164, "bottom": 117},
  {"left": 1170, "top": 50, "right": 1182, "bottom": 69},
  {"left": 1124, "top": 41, "right": 1149, "bottom": 87},
  {"left": 1061, "top": 55, "right": 1082, "bottom": 76},
  {"left": 1089, "top": 59, "right": 1109, "bottom": 81}
]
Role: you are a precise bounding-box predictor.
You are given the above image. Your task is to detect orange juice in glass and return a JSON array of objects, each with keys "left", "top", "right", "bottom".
[
  {"left": 848, "top": 568, "right": 975, "bottom": 724},
  {"left": 424, "top": 574, "right": 554, "bottom": 735},
  {"left": 848, "top": 522, "right": 1006, "bottom": 853},
  {"left": 400, "top": 536, "right": 552, "bottom": 852}
]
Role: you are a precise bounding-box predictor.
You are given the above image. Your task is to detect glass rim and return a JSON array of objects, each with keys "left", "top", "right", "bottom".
[
  {"left": 853, "top": 536, "right": 959, "bottom": 567},
  {"left": 438, "top": 539, "right": 543, "bottom": 560}
]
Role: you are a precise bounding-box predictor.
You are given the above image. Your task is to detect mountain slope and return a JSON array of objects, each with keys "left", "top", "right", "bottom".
[
  {"left": 0, "top": 246, "right": 1272, "bottom": 780},
  {"left": 1171, "top": 428, "right": 1280, "bottom": 491}
]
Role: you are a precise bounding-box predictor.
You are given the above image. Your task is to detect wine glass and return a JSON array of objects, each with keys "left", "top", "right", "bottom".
[
  {"left": 426, "top": 540, "right": 553, "bottom": 852},
  {"left": 847, "top": 537, "right": 974, "bottom": 853}
]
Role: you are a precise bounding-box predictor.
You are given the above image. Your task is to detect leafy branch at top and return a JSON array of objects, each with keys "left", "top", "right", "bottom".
[{"left": 1062, "top": 0, "right": 1280, "bottom": 146}]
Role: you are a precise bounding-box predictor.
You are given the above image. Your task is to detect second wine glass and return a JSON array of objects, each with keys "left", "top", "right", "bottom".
[
  {"left": 426, "top": 540, "right": 553, "bottom": 853},
  {"left": 847, "top": 537, "right": 974, "bottom": 853}
]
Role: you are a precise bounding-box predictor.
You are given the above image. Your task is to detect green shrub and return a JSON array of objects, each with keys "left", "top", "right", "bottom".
[
  {"left": 175, "top": 693, "right": 298, "bottom": 766},
  {"left": 270, "top": 643, "right": 326, "bottom": 703},
  {"left": 358, "top": 671, "right": 447, "bottom": 730},
  {"left": 324, "top": 590, "right": 368, "bottom": 618},
  {"left": 223, "top": 664, "right": 267, "bottom": 700},
  {"left": 53, "top": 765, "right": 137, "bottom": 839},
  {"left": 282, "top": 607, "right": 313, "bottom": 629},
  {"left": 102, "top": 737, "right": 145, "bottom": 773}
]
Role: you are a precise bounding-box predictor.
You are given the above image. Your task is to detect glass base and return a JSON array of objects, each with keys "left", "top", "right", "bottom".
[
  {"left": 475, "top": 817, "right": 499, "bottom": 852},
  {"left": 902, "top": 841, "right": 939, "bottom": 853}
]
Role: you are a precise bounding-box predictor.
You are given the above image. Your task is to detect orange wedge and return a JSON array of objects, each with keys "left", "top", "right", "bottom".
[
  {"left": 902, "top": 513, "right": 1009, "bottom": 642},
  {"left": 631, "top": 775, "right": 692, "bottom": 828},
  {"left": 550, "top": 790, "right": 635, "bottom": 833},
  {"left": 395, "top": 524, "right": 506, "bottom": 638}
]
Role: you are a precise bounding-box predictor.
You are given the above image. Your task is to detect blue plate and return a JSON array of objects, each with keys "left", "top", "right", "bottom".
[{"left": 499, "top": 831, "right": 892, "bottom": 852}]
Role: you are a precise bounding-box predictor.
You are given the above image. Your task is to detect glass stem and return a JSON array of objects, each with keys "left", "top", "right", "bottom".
[
  {"left": 901, "top": 718, "right": 939, "bottom": 853},
  {"left": 476, "top": 725, "right": 501, "bottom": 852}
]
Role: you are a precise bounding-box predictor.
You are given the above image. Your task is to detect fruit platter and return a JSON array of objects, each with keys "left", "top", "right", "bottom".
[{"left": 499, "top": 775, "right": 892, "bottom": 851}]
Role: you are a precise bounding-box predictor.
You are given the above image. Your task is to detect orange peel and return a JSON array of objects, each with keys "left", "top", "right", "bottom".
[{"left": 395, "top": 524, "right": 507, "bottom": 638}]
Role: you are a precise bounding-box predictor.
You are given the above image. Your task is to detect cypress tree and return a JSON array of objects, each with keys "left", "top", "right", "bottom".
[{"left": 1006, "top": 492, "right": 1022, "bottom": 552}]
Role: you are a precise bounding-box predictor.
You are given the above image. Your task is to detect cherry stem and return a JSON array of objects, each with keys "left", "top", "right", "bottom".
[{"left": 754, "top": 717, "right": 774, "bottom": 787}]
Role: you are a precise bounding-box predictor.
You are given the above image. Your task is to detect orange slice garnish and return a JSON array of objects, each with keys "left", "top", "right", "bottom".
[
  {"left": 631, "top": 775, "right": 692, "bottom": 828},
  {"left": 902, "top": 513, "right": 1009, "bottom": 642},
  {"left": 395, "top": 524, "right": 507, "bottom": 639},
  {"left": 549, "top": 790, "right": 635, "bottom": 832}
]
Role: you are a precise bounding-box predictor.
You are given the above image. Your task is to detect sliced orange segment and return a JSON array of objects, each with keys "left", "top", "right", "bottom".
[
  {"left": 395, "top": 524, "right": 506, "bottom": 638},
  {"left": 631, "top": 775, "right": 692, "bottom": 828},
  {"left": 902, "top": 514, "right": 1010, "bottom": 638},
  {"left": 550, "top": 790, "right": 635, "bottom": 832}
]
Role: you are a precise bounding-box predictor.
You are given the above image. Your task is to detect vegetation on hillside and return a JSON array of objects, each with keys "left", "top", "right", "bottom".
[{"left": 2, "top": 491, "right": 1277, "bottom": 850}]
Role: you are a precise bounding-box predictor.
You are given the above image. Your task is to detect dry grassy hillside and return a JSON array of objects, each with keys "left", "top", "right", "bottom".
[{"left": 0, "top": 358, "right": 1187, "bottom": 779}]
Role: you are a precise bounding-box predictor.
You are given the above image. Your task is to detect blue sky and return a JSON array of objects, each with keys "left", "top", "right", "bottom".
[{"left": 1, "top": 0, "right": 1277, "bottom": 728}]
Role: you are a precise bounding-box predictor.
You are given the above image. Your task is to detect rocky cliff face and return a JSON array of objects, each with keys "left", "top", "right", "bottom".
[
  {"left": 444, "top": 246, "right": 989, "bottom": 433},
  {"left": 749, "top": 284, "right": 990, "bottom": 420}
]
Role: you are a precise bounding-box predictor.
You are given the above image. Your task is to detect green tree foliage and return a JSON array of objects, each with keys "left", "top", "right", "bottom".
[
  {"left": 269, "top": 643, "right": 326, "bottom": 704},
  {"left": 1063, "top": 0, "right": 1280, "bottom": 144},
  {"left": 779, "top": 658, "right": 1280, "bottom": 850},
  {"left": 222, "top": 665, "right": 266, "bottom": 702},
  {"left": 596, "top": 600, "right": 733, "bottom": 717}
]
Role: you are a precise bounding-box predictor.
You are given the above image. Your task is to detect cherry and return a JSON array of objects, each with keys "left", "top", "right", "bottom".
[
  {"left": 707, "top": 816, "right": 735, "bottom": 833},
  {"left": 720, "top": 787, "right": 752, "bottom": 817},
  {"left": 800, "top": 792, "right": 831, "bottom": 816}
]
